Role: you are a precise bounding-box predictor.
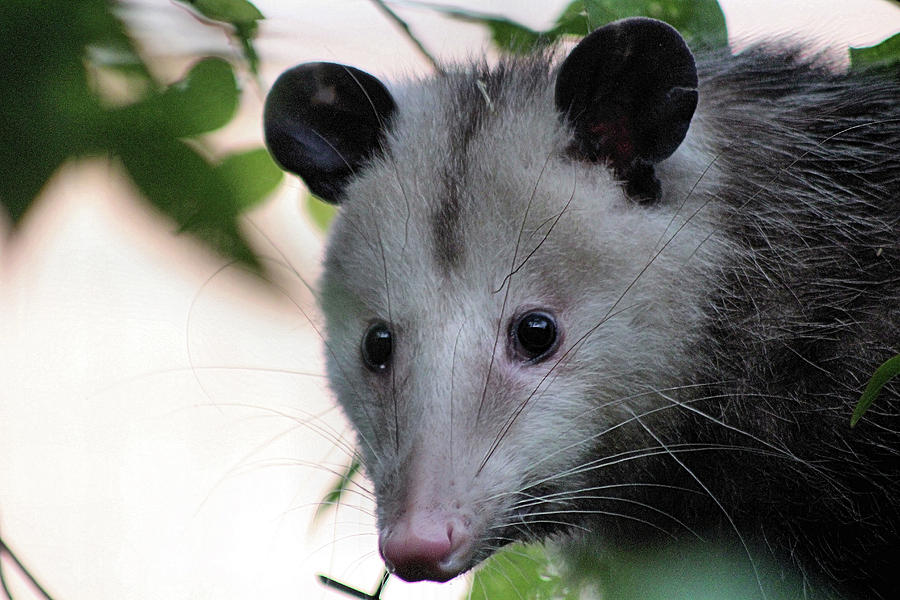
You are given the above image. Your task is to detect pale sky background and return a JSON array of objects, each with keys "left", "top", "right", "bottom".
[{"left": 1, "top": 1, "right": 898, "bottom": 599}]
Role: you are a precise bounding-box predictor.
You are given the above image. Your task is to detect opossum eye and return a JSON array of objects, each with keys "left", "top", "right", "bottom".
[
  {"left": 512, "top": 312, "right": 558, "bottom": 362},
  {"left": 362, "top": 321, "right": 393, "bottom": 372}
]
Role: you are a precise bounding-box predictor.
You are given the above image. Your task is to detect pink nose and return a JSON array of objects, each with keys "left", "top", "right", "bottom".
[{"left": 380, "top": 515, "right": 460, "bottom": 582}]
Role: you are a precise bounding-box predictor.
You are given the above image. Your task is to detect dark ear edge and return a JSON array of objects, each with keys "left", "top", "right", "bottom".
[
  {"left": 263, "top": 62, "right": 396, "bottom": 204},
  {"left": 554, "top": 17, "right": 698, "bottom": 202}
]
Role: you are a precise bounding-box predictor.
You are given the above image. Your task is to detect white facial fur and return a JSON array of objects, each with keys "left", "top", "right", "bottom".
[{"left": 317, "top": 61, "right": 724, "bottom": 579}]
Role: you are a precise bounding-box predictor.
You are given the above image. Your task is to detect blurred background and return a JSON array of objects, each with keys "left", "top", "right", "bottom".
[{"left": 1, "top": 1, "right": 897, "bottom": 598}]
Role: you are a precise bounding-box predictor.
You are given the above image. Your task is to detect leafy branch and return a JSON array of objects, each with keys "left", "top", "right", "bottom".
[{"left": 0, "top": 0, "right": 281, "bottom": 272}]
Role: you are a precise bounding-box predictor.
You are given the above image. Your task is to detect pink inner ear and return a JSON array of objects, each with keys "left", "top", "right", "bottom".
[{"left": 589, "top": 117, "right": 634, "bottom": 167}]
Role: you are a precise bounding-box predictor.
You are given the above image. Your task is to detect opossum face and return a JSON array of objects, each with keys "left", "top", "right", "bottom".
[{"left": 266, "top": 18, "right": 708, "bottom": 583}]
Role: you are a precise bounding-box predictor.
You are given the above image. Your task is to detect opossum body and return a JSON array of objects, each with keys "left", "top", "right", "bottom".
[{"left": 264, "top": 18, "right": 899, "bottom": 599}]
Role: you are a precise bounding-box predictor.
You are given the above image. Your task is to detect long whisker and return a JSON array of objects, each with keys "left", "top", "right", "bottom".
[
  {"left": 520, "top": 383, "right": 725, "bottom": 472},
  {"left": 625, "top": 405, "right": 767, "bottom": 600},
  {"left": 524, "top": 444, "right": 783, "bottom": 493},
  {"left": 337, "top": 63, "right": 418, "bottom": 264},
  {"left": 475, "top": 151, "right": 556, "bottom": 429},
  {"left": 497, "top": 508, "right": 669, "bottom": 537},
  {"left": 516, "top": 492, "right": 705, "bottom": 541},
  {"left": 493, "top": 168, "right": 577, "bottom": 294},
  {"left": 84, "top": 364, "right": 326, "bottom": 403},
  {"left": 372, "top": 219, "right": 400, "bottom": 452},
  {"left": 652, "top": 389, "right": 843, "bottom": 490},
  {"left": 477, "top": 299, "right": 645, "bottom": 474},
  {"left": 507, "top": 482, "right": 704, "bottom": 508},
  {"left": 243, "top": 216, "right": 316, "bottom": 297}
]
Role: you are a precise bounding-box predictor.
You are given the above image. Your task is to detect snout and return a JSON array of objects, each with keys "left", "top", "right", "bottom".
[{"left": 379, "top": 509, "right": 475, "bottom": 582}]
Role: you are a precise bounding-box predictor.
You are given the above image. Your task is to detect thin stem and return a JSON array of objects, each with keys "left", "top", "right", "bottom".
[
  {"left": 368, "top": 0, "right": 444, "bottom": 74},
  {"left": 0, "top": 535, "right": 56, "bottom": 600},
  {"left": 318, "top": 569, "right": 391, "bottom": 600}
]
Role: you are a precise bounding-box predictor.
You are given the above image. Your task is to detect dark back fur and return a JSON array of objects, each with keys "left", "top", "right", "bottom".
[{"left": 670, "top": 50, "right": 898, "bottom": 597}]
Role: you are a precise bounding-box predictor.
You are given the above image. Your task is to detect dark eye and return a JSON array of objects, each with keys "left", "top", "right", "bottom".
[
  {"left": 512, "top": 311, "right": 558, "bottom": 362},
  {"left": 361, "top": 321, "right": 393, "bottom": 372}
]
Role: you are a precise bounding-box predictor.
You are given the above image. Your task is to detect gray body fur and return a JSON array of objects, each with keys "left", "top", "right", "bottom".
[{"left": 312, "top": 44, "right": 899, "bottom": 598}]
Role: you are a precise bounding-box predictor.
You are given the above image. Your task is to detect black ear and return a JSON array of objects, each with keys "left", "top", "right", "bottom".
[
  {"left": 555, "top": 18, "right": 698, "bottom": 202},
  {"left": 263, "top": 62, "right": 396, "bottom": 204}
]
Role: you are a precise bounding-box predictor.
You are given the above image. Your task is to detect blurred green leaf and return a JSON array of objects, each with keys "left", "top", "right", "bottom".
[
  {"left": 470, "top": 544, "right": 580, "bottom": 600},
  {"left": 850, "top": 33, "right": 900, "bottom": 71},
  {"left": 552, "top": 0, "right": 728, "bottom": 48},
  {"left": 314, "top": 458, "right": 361, "bottom": 523},
  {"left": 178, "top": 0, "right": 264, "bottom": 74},
  {"left": 216, "top": 148, "right": 284, "bottom": 211},
  {"left": 0, "top": 0, "right": 113, "bottom": 222},
  {"left": 852, "top": 354, "right": 900, "bottom": 427},
  {"left": 113, "top": 58, "right": 239, "bottom": 138},
  {"left": 109, "top": 56, "right": 265, "bottom": 271},
  {"left": 471, "top": 542, "right": 818, "bottom": 600},
  {"left": 411, "top": 0, "right": 727, "bottom": 53},
  {"left": 183, "top": 0, "right": 264, "bottom": 24},
  {"left": 407, "top": 4, "right": 545, "bottom": 53},
  {"left": 0, "top": 0, "right": 273, "bottom": 271},
  {"left": 485, "top": 20, "right": 545, "bottom": 52},
  {"left": 115, "top": 134, "right": 261, "bottom": 270},
  {"left": 306, "top": 194, "right": 339, "bottom": 232},
  {"left": 601, "top": 544, "right": 818, "bottom": 600}
]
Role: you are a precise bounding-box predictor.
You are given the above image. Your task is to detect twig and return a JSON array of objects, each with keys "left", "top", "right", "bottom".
[
  {"left": 0, "top": 535, "right": 56, "bottom": 600},
  {"left": 318, "top": 569, "right": 390, "bottom": 600},
  {"left": 368, "top": 0, "right": 444, "bottom": 74},
  {"left": 0, "top": 552, "right": 13, "bottom": 600}
]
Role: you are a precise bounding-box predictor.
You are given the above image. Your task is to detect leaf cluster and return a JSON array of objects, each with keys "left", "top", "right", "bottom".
[
  {"left": 408, "top": 0, "right": 727, "bottom": 54},
  {"left": 0, "top": 0, "right": 280, "bottom": 270}
]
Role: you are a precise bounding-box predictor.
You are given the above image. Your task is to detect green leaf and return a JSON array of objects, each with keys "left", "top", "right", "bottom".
[
  {"left": 216, "top": 148, "right": 284, "bottom": 211},
  {"left": 483, "top": 19, "right": 545, "bottom": 53},
  {"left": 305, "top": 194, "right": 338, "bottom": 232},
  {"left": 407, "top": 4, "right": 544, "bottom": 53},
  {"left": 183, "top": 0, "right": 263, "bottom": 25},
  {"left": 0, "top": 0, "right": 114, "bottom": 223},
  {"left": 314, "top": 459, "right": 361, "bottom": 523},
  {"left": 850, "top": 33, "right": 900, "bottom": 71},
  {"left": 105, "top": 58, "right": 261, "bottom": 272},
  {"left": 411, "top": 0, "right": 728, "bottom": 53},
  {"left": 113, "top": 58, "right": 239, "bottom": 139},
  {"left": 0, "top": 0, "right": 264, "bottom": 272},
  {"left": 115, "top": 134, "right": 260, "bottom": 271},
  {"left": 469, "top": 542, "right": 817, "bottom": 600},
  {"left": 852, "top": 354, "right": 900, "bottom": 427},
  {"left": 599, "top": 544, "right": 812, "bottom": 600},
  {"left": 469, "top": 544, "right": 577, "bottom": 600},
  {"left": 553, "top": 0, "right": 728, "bottom": 48},
  {"left": 177, "top": 0, "right": 264, "bottom": 74}
]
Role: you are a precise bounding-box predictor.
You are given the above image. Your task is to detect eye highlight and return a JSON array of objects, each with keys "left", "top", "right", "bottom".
[
  {"left": 361, "top": 321, "right": 393, "bottom": 372},
  {"left": 511, "top": 311, "right": 559, "bottom": 362}
]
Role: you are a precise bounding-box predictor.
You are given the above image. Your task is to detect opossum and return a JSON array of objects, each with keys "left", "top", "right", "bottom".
[{"left": 263, "top": 17, "right": 899, "bottom": 599}]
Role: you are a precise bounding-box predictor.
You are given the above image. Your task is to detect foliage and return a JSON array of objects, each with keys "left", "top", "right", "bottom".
[
  {"left": 847, "top": 35, "right": 900, "bottom": 425},
  {"left": 469, "top": 544, "right": 580, "bottom": 600},
  {"left": 313, "top": 458, "right": 362, "bottom": 523},
  {"left": 469, "top": 541, "right": 833, "bottom": 600},
  {"left": 409, "top": 0, "right": 728, "bottom": 54},
  {"left": 0, "top": 0, "right": 280, "bottom": 271},
  {"left": 852, "top": 354, "right": 900, "bottom": 427},
  {"left": 179, "top": 0, "right": 265, "bottom": 76},
  {"left": 850, "top": 32, "right": 900, "bottom": 70},
  {"left": 306, "top": 194, "right": 339, "bottom": 233}
]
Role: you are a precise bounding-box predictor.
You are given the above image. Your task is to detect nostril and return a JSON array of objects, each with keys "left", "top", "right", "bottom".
[{"left": 380, "top": 515, "right": 466, "bottom": 583}]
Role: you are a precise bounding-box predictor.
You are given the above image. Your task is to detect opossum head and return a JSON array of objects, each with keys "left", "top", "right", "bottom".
[{"left": 265, "top": 18, "right": 712, "bottom": 583}]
